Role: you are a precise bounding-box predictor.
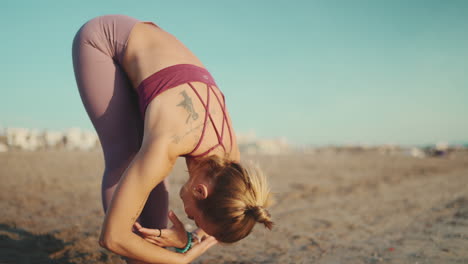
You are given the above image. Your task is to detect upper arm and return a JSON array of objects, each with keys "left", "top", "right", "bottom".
[
  {"left": 100, "top": 84, "right": 206, "bottom": 239},
  {"left": 100, "top": 136, "right": 176, "bottom": 242}
]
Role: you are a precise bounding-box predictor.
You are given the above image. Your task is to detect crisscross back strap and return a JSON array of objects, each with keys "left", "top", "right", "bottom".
[
  {"left": 184, "top": 82, "right": 233, "bottom": 158},
  {"left": 134, "top": 63, "right": 233, "bottom": 158}
]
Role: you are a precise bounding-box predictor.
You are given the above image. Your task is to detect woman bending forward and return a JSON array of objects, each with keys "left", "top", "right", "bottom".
[{"left": 71, "top": 14, "right": 273, "bottom": 264}]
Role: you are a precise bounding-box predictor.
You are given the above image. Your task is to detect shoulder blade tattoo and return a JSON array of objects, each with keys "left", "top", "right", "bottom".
[{"left": 177, "top": 91, "right": 199, "bottom": 123}]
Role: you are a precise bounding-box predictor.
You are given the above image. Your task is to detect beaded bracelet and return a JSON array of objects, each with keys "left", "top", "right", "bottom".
[{"left": 175, "top": 231, "right": 192, "bottom": 253}]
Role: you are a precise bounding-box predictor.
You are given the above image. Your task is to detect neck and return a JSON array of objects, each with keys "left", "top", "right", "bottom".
[{"left": 185, "top": 157, "right": 202, "bottom": 180}]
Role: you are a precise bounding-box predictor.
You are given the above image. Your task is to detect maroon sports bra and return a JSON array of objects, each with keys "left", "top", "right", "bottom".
[{"left": 136, "top": 64, "right": 233, "bottom": 158}]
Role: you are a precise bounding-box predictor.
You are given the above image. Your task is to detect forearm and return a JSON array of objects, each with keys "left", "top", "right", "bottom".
[
  {"left": 105, "top": 231, "right": 185, "bottom": 264},
  {"left": 100, "top": 140, "right": 186, "bottom": 263},
  {"left": 193, "top": 228, "right": 208, "bottom": 240}
]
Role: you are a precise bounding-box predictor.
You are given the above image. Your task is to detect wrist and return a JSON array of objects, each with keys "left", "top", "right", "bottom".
[
  {"left": 191, "top": 231, "right": 201, "bottom": 244},
  {"left": 179, "top": 253, "right": 190, "bottom": 264},
  {"left": 175, "top": 231, "right": 192, "bottom": 253},
  {"left": 194, "top": 228, "right": 207, "bottom": 239}
]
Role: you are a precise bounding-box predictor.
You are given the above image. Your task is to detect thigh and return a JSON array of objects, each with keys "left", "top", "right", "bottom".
[
  {"left": 72, "top": 23, "right": 144, "bottom": 209},
  {"left": 72, "top": 17, "right": 144, "bottom": 164},
  {"left": 72, "top": 17, "right": 168, "bottom": 229}
]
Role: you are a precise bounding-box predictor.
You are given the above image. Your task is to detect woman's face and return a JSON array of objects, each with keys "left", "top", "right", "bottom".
[{"left": 179, "top": 180, "right": 217, "bottom": 236}]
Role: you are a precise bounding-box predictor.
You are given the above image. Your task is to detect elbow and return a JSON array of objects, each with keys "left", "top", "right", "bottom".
[
  {"left": 98, "top": 236, "right": 110, "bottom": 250},
  {"left": 99, "top": 232, "right": 120, "bottom": 252}
]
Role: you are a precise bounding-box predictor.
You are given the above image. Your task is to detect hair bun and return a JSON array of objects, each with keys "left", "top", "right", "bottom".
[{"left": 245, "top": 205, "right": 274, "bottom": 230}]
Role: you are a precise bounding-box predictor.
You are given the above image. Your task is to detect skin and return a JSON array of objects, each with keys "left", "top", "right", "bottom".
[
  {"left": 98, "top": 22, "right": 241, "bottom": 264},
  {"left": 136, "top": 168, "right": 219, "bottom": 248},
  {"left": 178, "top": 163, "right": 219, "bottom": 236}
]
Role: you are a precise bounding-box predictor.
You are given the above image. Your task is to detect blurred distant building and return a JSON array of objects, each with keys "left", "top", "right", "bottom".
[
  {"left": 237, "top": 132, "right": 290, "bottom": 155},
  {"left": 4, "top": 127, "right": 99, "bottom": 151}
]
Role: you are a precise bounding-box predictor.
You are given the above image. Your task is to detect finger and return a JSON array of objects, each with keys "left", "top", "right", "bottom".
[
  {"left": 150, "top": 236, "right": 163, "bottom": 242},
  {"left": 200, "top": 234, "right": 212, "bottom": 241},
  {"left": 203, "top": 236, "right": 218, "bottom": 247},
  {"left": 185, "top": 237, "right": 217, "bottom": 260},
  {"left": 168, "top": 210, "right": 184, "bottom": 229},
  {"left": 132, "top": 222, "right": 142, "bottom": 233},
  {"left": 191, "top": 237, "right": 217, "bottom": 252},
  {"left": 138, "top": 227, "right": 162, "bottom": 237},
  {"left": 144, "top": 237, "right": 162, "bottom": 246},
  {"left": 158, "top": 228, "right": 173, "bottom": 238}
]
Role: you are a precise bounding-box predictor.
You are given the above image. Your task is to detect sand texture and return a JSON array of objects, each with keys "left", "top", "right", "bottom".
[{"left": 1, "top": 149, "right": 468, "bottom": 263}]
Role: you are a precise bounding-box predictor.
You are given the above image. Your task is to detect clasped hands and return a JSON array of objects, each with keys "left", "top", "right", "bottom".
[{"left": 133, "top": 210, "right": 212, "bottom": 249}]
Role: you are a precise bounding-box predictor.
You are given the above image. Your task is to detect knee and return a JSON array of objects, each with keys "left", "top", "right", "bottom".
[{"left": 101, "top": 148, "right": 139, "bottom": 190}]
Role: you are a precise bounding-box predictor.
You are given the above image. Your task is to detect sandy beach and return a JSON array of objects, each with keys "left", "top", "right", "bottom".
[{"left": 1, "top": 149, "right": 467, "bottom": 263}]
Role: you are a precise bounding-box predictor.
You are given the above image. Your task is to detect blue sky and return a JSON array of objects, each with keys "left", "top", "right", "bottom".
[{"left": 1, "top": 0, "right": 467, "bottom": 146}]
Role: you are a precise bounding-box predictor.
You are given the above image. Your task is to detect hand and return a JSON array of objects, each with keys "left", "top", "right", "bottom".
[
  {"left": 134, "top": 210, "right": 188, "bottom": 248},
  {"left": 181, "top": 236, "right": 218, "bottom": 263}
]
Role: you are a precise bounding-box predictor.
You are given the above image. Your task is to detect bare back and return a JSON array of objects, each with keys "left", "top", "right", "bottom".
[{"left": 122, "top": 22, "right": 240, "bottom": 162}]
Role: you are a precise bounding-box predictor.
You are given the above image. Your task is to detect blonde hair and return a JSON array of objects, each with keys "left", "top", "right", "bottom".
[{"left": 194, "top": 155, "right": 273, "bottom": 243}]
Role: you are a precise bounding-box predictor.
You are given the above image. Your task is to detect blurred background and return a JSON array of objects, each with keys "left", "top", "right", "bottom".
[
  {"left": 1, "top": 1, "right": 467, "bottom": 264},
  {"left": 1, "top": 0, "right": 467, "bottom": 148}
]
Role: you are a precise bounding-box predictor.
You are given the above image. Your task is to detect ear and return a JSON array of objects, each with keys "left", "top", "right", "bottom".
[{"left": 192, "top": 184, "right": 209, "bottom": 200}]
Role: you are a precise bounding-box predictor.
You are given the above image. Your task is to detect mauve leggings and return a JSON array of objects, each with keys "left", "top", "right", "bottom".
[{"left": 71, "top": 14, "right": 168, "bottom": 229}]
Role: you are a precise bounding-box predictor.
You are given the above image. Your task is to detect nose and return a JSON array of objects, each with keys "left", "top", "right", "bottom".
[{"left": 184, "top": 207, "right": 192, "bottom": 219}]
